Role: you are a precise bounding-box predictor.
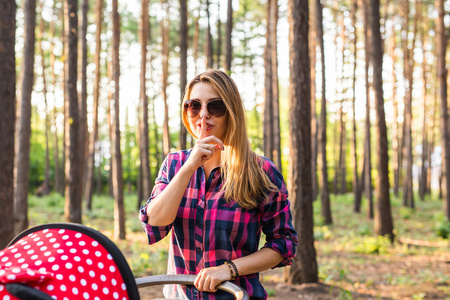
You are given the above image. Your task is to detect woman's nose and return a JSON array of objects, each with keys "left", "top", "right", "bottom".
[{"left": 199, "top": 105, "right": 209, "bottom": 118}]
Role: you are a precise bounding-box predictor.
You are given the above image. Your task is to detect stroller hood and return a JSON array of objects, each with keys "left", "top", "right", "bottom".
[{"left": 0, "top": 223, "right": 140, "bottom": 300}]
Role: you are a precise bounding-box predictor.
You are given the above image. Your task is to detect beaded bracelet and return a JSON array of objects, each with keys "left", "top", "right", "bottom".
[
  {"left": 225, "top": 260, "right": 239, "bottom": 279},
  {"left": 224, "top": 261, "right": 236, "bottom": 280}
]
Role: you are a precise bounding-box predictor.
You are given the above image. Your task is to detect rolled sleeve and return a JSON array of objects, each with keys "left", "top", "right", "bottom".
[
  {"left": 260, "top": 191, "right": 298, "bottom": 268},
  {"left": 139, "top": 157, "right": 173, "bottom": 245}
]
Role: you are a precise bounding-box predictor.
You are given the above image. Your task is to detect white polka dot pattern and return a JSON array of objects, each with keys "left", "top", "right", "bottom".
[{"left": 0, "top": 228, "right": 129, "bottom": 300}]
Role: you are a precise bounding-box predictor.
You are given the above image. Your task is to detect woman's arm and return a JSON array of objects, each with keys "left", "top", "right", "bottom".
[{"left": 194, "top": 247, "right": 283, "bottom": 293}]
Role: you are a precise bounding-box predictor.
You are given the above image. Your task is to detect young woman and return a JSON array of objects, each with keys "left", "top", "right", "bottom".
[{"left": 139, "top": 69, "right": 297, "bottom": 300}]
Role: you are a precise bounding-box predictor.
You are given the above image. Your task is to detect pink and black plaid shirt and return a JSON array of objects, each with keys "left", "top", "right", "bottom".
[{"left": 139, "top": 149, "right": 297, "bottom": 300}]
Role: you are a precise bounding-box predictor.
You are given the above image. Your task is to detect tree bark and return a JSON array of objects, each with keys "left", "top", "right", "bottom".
[
  {"left": 64, "top": 0, "right": 82, "bottom": 224},
  {"left": 271, "top": 0, "right": 281, "bottom": 172},
  {"left": 362, "top": 0, "right": 373, "bottom": 219},
  {"left": 140, "top": 0, "right": 152, "bottom": 202},
  {"left": 79, "top": 0, "right": 89, "bottom": 200},
  {"left": 264, "top": 0, "right": 274, "bottom": 162},
  {"left": 351, "top": 0, "right": 362, "bottom": 212},
  {"left": 391, "top": 8, "right": 400, "bottom": 197},
  {"left": 437, "top": 0, "right": 450, "bottom": 220},
  {"left": 310, "top": 0, "right": 318, "bottom": 201},
  {"left": 111, "top": 0, "right": 125, "bottom": 239},
  {"left": 14, "top": 0, "right": 36, "bottom": 233},
  {"left": 205, "top": 0, "right": 214, "bottom": 68},
  {"left": 179, "top": 0, "right": 188, "bottom": 149},
  {"left": 216, "top": 1, "right": 222, "bottom": 69},
  {"left": 224, "top": 0, "right": 233, "bottom": 72},
  {"left": 371, "top": 0, "right": 394, "bottom": 240},
  {"left": 161, "top": 1, "right": 171, "bottom": 157},
  {"left": 286, "top": 0, "right": 318, "bottom": 284},
  {"left": 317, "top": 0, "right": 332, "bottom": 225},
  {"left": 85, "top": 0, "right": 103, "bottom": 210},
  {"left": 0, "top": 0, "right": 16, "bottom": 249},
  {"left": 419, "top": 0, "right": 428, "bottom": 201}
]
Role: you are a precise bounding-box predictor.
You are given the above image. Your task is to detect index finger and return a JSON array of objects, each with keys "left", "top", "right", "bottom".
[{"left": 199, "top": 117, "right": 207, "bottom": 139}]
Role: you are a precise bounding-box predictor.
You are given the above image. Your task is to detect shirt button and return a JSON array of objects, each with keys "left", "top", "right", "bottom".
[
  {"left": 286, "top": 236, "right": 291, "bottom": 240},
  {"left": 196, "top": 247, "right": 202, "bottom": 252},
  {"left": 201, "top": 196, "right": 205, "bottom": 201},
  {"left": 196, "top": 221, "right": 202, "bottom": 227},
  {"left": 211, "top": 174, "right": 215, "bottom": 179}
]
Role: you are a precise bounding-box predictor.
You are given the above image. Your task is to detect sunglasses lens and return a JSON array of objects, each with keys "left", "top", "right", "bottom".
[
  {"left": 207, "top": 100, "right": 227, "bottom": 117},
  {"left": 184, "top": 100, "right": 202, "bottom": 118}
]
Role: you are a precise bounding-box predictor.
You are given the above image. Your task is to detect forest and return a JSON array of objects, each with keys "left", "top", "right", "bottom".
[{"left": 0, "top": 0, "right": 449, "bottom": 298}]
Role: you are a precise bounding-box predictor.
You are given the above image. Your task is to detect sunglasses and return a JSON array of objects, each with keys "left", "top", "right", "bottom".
[{"left": 183, "top": 99, "right": 227, "bottom": 118}]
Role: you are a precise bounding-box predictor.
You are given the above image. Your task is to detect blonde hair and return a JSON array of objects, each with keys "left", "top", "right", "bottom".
[{"left": 182, "top": 69, "right": 277, "bottom": 209}]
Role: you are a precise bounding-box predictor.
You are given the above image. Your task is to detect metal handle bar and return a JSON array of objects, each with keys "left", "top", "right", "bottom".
[{"left": 136, "top": 274, "right": 249, "bottom": 300}]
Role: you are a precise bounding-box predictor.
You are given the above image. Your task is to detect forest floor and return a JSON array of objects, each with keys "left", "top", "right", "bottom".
[{"left": 25, "top": 191, "right": 450, "bottom": 300}]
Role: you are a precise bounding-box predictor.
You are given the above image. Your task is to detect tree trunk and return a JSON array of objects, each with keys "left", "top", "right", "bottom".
[
  {"left": 419, "top": 1, "right": 428, "bottom": 201},
  {"left": 161, "top": 1, "right": 171, "bottom": 157},
  {"left": 264, "top": 0, "right": 274, "bottom": 162},
  {"left": 179, "top": 0, "right": 188, "bottom": 149},
  {"left": 216, "top": 2, "right": 222, "bottom": 69},
  {"left": 111, "top": 0, "right": 126, "bottom": 239},
  {"left": 50, "top": 0, "right": 61, "bottom": 195},
  {"left": 317, "top": 0, "right": 332, "bottom": 225},
  {"left": 310, "top": 0, "right": 318, "bottom": 201},
  {"left": 391, "top": 10, "right": 400, "bottom": 197},
  {"left": 38, "top": 0, "right": 51, "bottom": 196},
  {"left": 286, "top": 0, "right": 318, "bottom": 284},
  {"left": 371, "top": 0, "right": 394, "bottom": 241},
  {"left": 437, "top": 0, "right": 450, "bottom": 220},
  {"left": 271, "top": 0, "right": 281, "bottom": 172},
  {"left": 351, "top": 0, "right": 362, "bottom": 212},
  {"left": 85, "top": 0, "right": 103, "bottom": 210},
  {"left": 362, "top": 0, "right": 373, "bottom": 219},
  {"left": 224, "top": 0, "right": 233, "bottom": 72},
  {"left": 0, "top": 0, "right": 16, "bottom": 249},
  {"left": 60, "top": 0, "right": 67, "bottom": 195},
  {"left": 14, "top": 0, "right": 36, "bottom": 234},
  {"left": 193, "top": 8, "right": 200, "bottom": 75},
  {"left": 205, "top": 0, "right": 214, "bottom": 68},
  {"left": 140, "top": 0, "right": 152, "bottom": 202},
  {"left": 64, "top": 0, "right": 82, "bottom": 224}
]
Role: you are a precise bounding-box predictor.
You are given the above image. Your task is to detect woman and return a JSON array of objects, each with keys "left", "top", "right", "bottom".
[{"left": 139, "top": 69, "right": 297, "bottom": 300}]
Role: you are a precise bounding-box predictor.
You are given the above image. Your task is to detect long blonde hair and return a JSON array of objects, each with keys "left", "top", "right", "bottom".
[{"left": 182, "top": 69, "right": 277, "bottom": 209}]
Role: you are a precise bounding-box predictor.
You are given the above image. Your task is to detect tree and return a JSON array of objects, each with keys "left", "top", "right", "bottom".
[
  {"left": 286, "top": 0, "right": 318, "bottom": 284},
  {"left": 371, "top": 0, "right": 394, "bottom": 240},
  {"left": 14, "top": 0, "right": 36, "bottom": 233},
  {"left": 179, "top": 0, "right": 188, "bottom": 149},
  {"left": 64, "top": 0, "right": 82, "bottom": 224},
  {"left": 317, "top": 0, "right": 332, "bottom": 225},
  {"left": 205, "top": 0, "right": 214, "bottom": 68},
  {"left": 79, "top": 0, "right": 89, "bottom": 198},
  {"left": 85, "top": 0, "right": 103, "bottom": 210},
  {"left": 111, "top": 0, "right": 126, "bottom": 239},
  {"left": 309, "top": 0, "right": 318, "bottom": 201},
  {"left": 139, "top": 0, "right": 152, "bottom": 203},
  {"left": 0, "top": 0, "right": 16, "bottom": 248},
  {"left": 161, "top": 0, "right": 171, "bottom": 157},
  {"left": 436, "top": 0, "right": 450, "bottom": 220},
  {"left": 224, "top": 0, "right": 233, "bottom": 72}
]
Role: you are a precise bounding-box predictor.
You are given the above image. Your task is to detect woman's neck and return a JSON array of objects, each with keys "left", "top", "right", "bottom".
[{"left": 203, "top": 150, "right": 221, "bottom": 178}]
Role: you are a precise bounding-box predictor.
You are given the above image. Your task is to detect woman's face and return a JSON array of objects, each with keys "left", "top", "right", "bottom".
[{"left": 186, "top": 82, "right": 228, "bottom": 142}]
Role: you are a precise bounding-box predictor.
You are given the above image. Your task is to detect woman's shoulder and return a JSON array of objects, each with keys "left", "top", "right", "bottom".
[{"left": 255, "top": 154, "right": 286, "bottom": 192}]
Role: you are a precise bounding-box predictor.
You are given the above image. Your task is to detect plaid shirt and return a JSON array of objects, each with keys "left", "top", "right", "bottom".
[{"left": 139, "top": 149, "right": 297, "bottom": 300}]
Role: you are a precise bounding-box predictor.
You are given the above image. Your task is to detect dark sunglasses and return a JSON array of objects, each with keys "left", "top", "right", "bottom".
[{"left": 183, "top": 99, "right": 227, "bottom": 118}]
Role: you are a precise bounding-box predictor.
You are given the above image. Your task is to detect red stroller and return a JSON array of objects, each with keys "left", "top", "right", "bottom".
[{"left": 0, "top": 223, "right": 248, "bottom": 300}]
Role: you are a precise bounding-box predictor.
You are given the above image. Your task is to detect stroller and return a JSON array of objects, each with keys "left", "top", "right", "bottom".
[{"left": 0, "top": 223, "right": 249, "bottom": 300}]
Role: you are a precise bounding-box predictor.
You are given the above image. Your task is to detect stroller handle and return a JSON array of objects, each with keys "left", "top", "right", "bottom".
[{"left": 135, "top": 274, "right": 249, "bottom": 300}]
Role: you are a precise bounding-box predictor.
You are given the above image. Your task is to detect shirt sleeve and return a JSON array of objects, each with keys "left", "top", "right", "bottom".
[
  {"left": 259, "top": 161, "right": 298, "bottom": 268},
  {"left": 139, "top": 155, "right": 173, "bottom": 245}
]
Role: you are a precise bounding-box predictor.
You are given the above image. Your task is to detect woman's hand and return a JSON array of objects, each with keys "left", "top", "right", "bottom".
[
  {"left": 194, "top": 264, "right": 231, "bottom": 293},
  {"left": 185, "top": 117, "right": 224, "bottom": 171}
]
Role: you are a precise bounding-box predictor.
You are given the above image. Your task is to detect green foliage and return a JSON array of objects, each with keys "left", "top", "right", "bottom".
[
  {"left": 436, "top": 221, "right": 450, "bottom": 239},
  {"left": 399, "top": 206, "right": 413, "bottom": 219},
  {"left": 352, "top": 236, "right": 392, "bottom": 254}
]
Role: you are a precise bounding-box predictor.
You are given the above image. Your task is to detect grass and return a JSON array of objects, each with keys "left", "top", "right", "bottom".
[{"left": 24, "top": 190, "right": 450, "bottom": 299}]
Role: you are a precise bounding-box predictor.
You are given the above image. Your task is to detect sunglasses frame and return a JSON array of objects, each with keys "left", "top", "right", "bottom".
[{"left": 183, "top": 99, "right": 227, "bottom": 118}]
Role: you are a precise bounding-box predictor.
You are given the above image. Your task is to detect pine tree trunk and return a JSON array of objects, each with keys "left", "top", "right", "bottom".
[
  {"left": 161, "top": 1, "right": 171, "bottom": 157},
  {"left": 437, "top": 0, "right": 450, "bottom": 220},
  {"left": 64, "top": 0, "right": 82, "bottom": 224},
  {"left": 205, "top": 0, "right": 214, "bottom": 68},
  {"left": 351, "top": 0, "right": 362, "bottom": 212},
  {"left": 310, "top": 0, "right": 318, "bottom": 201},
  {"left": 362, "top": 0, "right": 373, "bottom": 219},
  {"left": 179, "top": 0, "right": 188, "bottom": 149},
  {"left": 111, "top": 0, "right": 126, "bottom": 239},
  {"left": 216, "top": 2, "right": 222, "bottom": 69},
  {"left": 14, "top": 0, "right": 36, "bottom": 234},
  {"left": 286, "top": 0, "right": 318, "bottom": 284},
  {"left": 264, "top": 0, "right": 274, "bottom": 162},
  {"left": 224, "top": 0, "right": 233, "bottom": 72},
  {"left": 193, "top": 9, "right": 200, "bottom": 75},
  {"left": 419, "top": 1, "right": 428, "bottom": 201},
  {"left": 0, "top": 0, "right": 16, "bottom": 249},
  {"left": 85, "top": 0, "right": 103, "bottom": 210},
  {"left": 140, "top": 0, "right": 152, "bottom": 202},
  {"left": 391, "top": 12, "right": 400, "bottom": 197},
  {"left": 60, "top": 0, "right": 67, "bottom": 195},
  {"left": 317, "top": 0, "right": 332, "bottom": 225},
  {"left": 371, "top": 0, "right": 394, "bottom": 240},
  {"left": 79, "top": 0, "right": 89, "bottom": 199}
]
